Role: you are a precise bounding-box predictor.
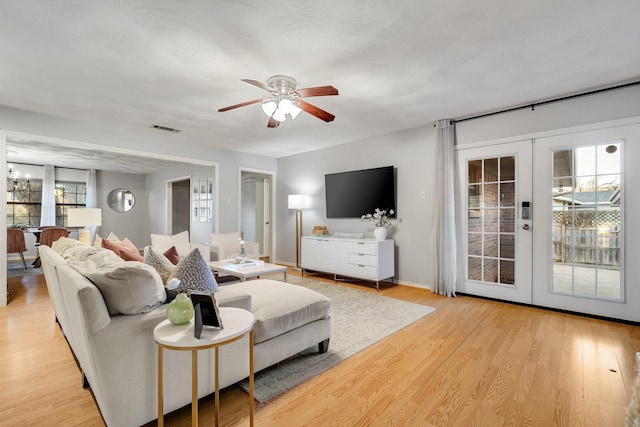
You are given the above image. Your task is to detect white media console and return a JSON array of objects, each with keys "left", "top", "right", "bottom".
[{"left": 300, "top": 235, "right": 395, "bottom": 291}]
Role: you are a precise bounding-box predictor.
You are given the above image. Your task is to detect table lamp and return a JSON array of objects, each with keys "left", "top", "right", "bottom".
[{"left": 67, "top": 208, "right": 102, "bottom": 244}]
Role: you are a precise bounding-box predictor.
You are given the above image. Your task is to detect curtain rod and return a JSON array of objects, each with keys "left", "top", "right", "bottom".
[{"left": 452, "top": 80, "right": 640, "bottom": 124}]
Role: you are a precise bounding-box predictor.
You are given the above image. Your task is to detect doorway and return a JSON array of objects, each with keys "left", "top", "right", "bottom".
[
  {"left": 240, "top": 169, "right": 274, "bottom": 261},
  {"left": 457, "top": 123, "right": 640, "bottom": 322},
  {"left": 167, "top": 178, "right": 190, "bottom": 235}
]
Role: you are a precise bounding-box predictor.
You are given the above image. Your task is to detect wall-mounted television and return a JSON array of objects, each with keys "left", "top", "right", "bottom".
[{"left": 325, "top": 166, "right": 396, "bottom": 218}]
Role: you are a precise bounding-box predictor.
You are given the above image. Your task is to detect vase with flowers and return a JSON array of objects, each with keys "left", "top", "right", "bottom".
[
  {"left": 236, "top": 238, "right": 247, "bottom": 264},
  {"left": 361, "top": 208, "right": 394, "bottom": 241}
]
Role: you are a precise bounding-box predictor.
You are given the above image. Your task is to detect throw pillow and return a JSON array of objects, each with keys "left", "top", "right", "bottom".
[
  {"left": 150, "top": 231, "right": 191, "bottom": 258},
  {"left": 144, "top": 246, "right": 175, "bottom": 284},
  {"left": 102, "top": 238, "right": 144, "bottom": 262},
  {"left": 101, "top": 238, "right": 122, "bottom": 256},
  {"left": 166, "top": 248, "right": 218, "bottom": 302},
  {"left": 119, "top": 238, "right": 144, "bottom": 262},
  {"left": 163, "top": 246, "right": 180, "bottom": 265},
  {"left": 94, "top": 232, "right": 121, "bottom": 248},
  {"left": 69, "top": 260, "right": 166, "bottom": 315}
]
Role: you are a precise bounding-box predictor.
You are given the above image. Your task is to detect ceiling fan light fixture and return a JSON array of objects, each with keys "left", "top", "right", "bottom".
[
  {"left": 261, "top": 100, "right": 277, "bottom": 117},
  {"left": 272, "top": 108, "right": 286, "bottom": 122},
  {"left": 290, "top": 104, "right": 302, "bottom": 120},
  {"left": 278, "top": 98, "right": 293, "bottom": 114}
]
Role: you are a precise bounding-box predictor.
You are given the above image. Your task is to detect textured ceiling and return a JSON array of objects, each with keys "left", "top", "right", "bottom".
[{"left": 1, "top": 0, "right": 639, "bottom": 169}]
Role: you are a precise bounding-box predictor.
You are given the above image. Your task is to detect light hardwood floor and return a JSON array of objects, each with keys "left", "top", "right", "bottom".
[{"left": 1, "top": 269, "right": 638, "bottom": 426}]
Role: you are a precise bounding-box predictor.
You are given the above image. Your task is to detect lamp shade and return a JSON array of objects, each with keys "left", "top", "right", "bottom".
[
  {"left": 288, "top": 194, "right": 311, "bottom": 210},
  {"left": 67, "top": 208, "right": 102, "bottom": 227}
]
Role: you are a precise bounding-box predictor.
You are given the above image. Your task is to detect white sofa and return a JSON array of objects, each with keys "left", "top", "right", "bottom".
[{"left": 40, "top": 238, "right": 331, "bottom": 426}]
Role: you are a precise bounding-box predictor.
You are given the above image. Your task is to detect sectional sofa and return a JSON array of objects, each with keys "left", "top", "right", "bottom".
[{"left": 39, "top": 238, "right": 331, "bottom": 426}]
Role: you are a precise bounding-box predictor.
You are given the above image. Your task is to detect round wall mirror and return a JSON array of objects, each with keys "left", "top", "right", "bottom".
[{"left": 107, "top": 188, "right": 135, "bottom": 212}]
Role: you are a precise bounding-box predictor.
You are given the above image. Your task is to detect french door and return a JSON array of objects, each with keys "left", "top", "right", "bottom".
[
  {"left": 457, "top": 123, "right": 640, "bottom": 322},
  {"left": 456, "top": 140, "right": 533, "bottom": 304}
]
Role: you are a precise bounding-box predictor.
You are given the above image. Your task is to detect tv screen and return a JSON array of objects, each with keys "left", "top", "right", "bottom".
[{"left": 325, "top": 166, "right": 396, "bottom": 218}]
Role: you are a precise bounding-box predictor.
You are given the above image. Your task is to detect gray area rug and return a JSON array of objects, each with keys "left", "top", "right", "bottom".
[
  {"left": 7, "top": 261, "right": 42, "bottom": 278},
  {"left": 238, "top": 275, "right": 436, "bottom": 402}
]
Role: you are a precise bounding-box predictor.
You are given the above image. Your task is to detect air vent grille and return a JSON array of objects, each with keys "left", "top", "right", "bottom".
[{"left": 151, "top": 124, "right": 181, "bottom": 133}]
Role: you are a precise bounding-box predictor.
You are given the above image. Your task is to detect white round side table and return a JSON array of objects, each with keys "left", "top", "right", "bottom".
[{"left": 154, "top": 306, "right": 255, "bottom": 427}]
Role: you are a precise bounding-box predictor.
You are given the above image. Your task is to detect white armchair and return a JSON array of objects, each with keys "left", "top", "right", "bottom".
[
  {"left": 210, "top": 232, "right": 260, "bottom": 261},
  {"left": 150, "top": 231, "right": 211, "bottom": 261}
]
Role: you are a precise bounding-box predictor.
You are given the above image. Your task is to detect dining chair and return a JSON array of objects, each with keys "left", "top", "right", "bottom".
[
  {"left": 7, "top": 229, "right": 28, "bottom": 270},
  {"left": 33, "top": 227, "right": 69, "bottom": 267}
]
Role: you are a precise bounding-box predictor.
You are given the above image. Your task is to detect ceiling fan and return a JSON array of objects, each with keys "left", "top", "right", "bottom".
[{"left": 218, "top": 75, "right": 339, "bottom": 128}]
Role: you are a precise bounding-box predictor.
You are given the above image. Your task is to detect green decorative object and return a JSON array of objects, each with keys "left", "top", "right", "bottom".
[{"left": 167, "top": 293, "right": 194, "bottom": 325}]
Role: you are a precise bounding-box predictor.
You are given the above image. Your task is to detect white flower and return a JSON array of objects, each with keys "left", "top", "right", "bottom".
[{"left": 361, "top": 208, "right": 394, "bottom": 228}]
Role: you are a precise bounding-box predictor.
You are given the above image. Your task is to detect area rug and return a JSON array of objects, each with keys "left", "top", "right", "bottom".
[
  {"left": 238, "top": 275, "right": 436, "bottom": 402},
  {"left": 7, "top": 262, "right": 42, "bottom": 278}
]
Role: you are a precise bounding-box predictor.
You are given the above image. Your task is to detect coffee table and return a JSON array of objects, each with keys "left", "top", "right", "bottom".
[{"left": 209, "top": 260, "right": 288, "bottom": 282}]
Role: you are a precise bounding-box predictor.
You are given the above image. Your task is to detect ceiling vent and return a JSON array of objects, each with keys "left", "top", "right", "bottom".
[{"left": 151, "top": 124, "right": 181, "bottom": 133}]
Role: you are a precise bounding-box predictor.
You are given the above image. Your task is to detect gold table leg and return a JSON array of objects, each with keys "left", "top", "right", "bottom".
[
  {"left": 192, "top": 350, "right": 198, "bottom": 427},
  {"left": 215, "top": 346, "right": 220, "bottom": 427},
  {"left": 158, "top": 345, "right": 163, "bottom": 427},
  {"left": 249, "top": 330, "right": 254, "bottom": 426}
]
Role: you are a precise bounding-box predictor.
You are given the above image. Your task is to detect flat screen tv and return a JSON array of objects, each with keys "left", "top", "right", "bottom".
[{"left": 325, "top": 166, "right": 396, "bottom": 218}]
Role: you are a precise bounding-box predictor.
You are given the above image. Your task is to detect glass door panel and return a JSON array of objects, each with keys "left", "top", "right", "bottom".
[
  {"left": 466, "top": 155, "right": 518, "bottom": 286},
  {"left": 550, "top": 142, "right": 622, "bottom": 301}
]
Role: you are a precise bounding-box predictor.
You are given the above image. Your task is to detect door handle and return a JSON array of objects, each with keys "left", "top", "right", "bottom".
[{"left": 522, "top": 224, "right": 531, "bottom": 231}]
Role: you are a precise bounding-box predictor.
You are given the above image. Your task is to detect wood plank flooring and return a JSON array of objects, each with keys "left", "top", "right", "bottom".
[{"left": 1, "top": 270, "right": 638, "bottom": 426}]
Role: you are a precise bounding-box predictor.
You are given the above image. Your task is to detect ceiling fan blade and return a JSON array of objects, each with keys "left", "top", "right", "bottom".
[
  {"left": 218, "top": 98, "right": 263, "bottom": 112},
  {"left": 242, "top": 79, "right": 275, "bottom": 93},
  {"left": 298, "top": 99, "right": 335, "bottom": 122},
  {"left": 295, "top": 85, "right": 339, "bottom": 98},
  {"left": 267, "top": 117, "right": 279, "bottom": 128}
]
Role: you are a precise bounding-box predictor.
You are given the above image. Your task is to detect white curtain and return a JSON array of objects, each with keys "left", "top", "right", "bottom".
[
  {"left": 433, "top": 119, "right": 457, "bottom": 297},
  {"left": 40, "top": 164, "right": 56, "bottom": 226},
  {"left": 85, "top": 169, "right": 98, "bottom": 243}
]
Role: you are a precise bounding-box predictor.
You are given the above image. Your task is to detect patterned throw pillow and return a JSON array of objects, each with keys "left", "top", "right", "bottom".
[
  {"left": 144, "top": 246, "right": 175, "bottom": 284},
  {"left": 166, "top": 248, "right": 218, "bottom": 302}
]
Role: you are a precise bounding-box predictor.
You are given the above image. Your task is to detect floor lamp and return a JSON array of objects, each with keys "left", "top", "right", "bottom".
[{"left": 288, "top": 194, "right": 311, "bottom": 269}]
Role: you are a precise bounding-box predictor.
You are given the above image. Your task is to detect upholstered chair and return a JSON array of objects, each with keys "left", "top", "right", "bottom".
[
  {"left": 209, "top": 232, "right": 260, "bottom": 261},
  {"left": 7, "top": 229, "right": 28, "bottom": 270}
]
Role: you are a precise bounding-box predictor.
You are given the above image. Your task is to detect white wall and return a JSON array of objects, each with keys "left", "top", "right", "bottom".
[
  {"left": 276, "top": 125, "right": 439, "bottom": 288},
  {"left": 96, "top": 170, "right": 148, "bottom": 246}
]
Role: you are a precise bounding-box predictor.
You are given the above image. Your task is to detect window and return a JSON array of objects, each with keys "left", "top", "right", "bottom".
[
  {"left": 6, "top": 180, "right": 86, "bottom": 228},
  {"left": 6, "top": 179, "right": 43, "bottom": 228},
  {"left": 55, "top": 182, "right": 87, "bottom": 227}
]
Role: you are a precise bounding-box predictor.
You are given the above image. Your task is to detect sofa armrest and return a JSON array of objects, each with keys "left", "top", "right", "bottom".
[
  {"left": 190, "top": 242, "right": 211, "bottom": 261},
  {"left": 210, "top": 243, "right": 226, "bottom": 262}
]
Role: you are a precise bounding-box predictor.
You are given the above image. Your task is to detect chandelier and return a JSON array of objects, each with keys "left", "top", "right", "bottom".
[{"left": 6, "top": 164, "right": 30, "bottom": 192}]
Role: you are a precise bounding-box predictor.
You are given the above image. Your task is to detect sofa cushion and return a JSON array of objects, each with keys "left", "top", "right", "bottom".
[
  {"left": 231, "top": 280, "right": 331, "bottom": 344},
  {"left": 166, "top": 248, "right": 218, "bottom": 302},
  {"left": 151, "top": 231, "right": 191, "bottom": 258},
  {"left": 144, "top": 246, "right": 175, "bottom": 284},
  {"left": 69, "top": 260, "right": 166, "bottom": 315}
]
